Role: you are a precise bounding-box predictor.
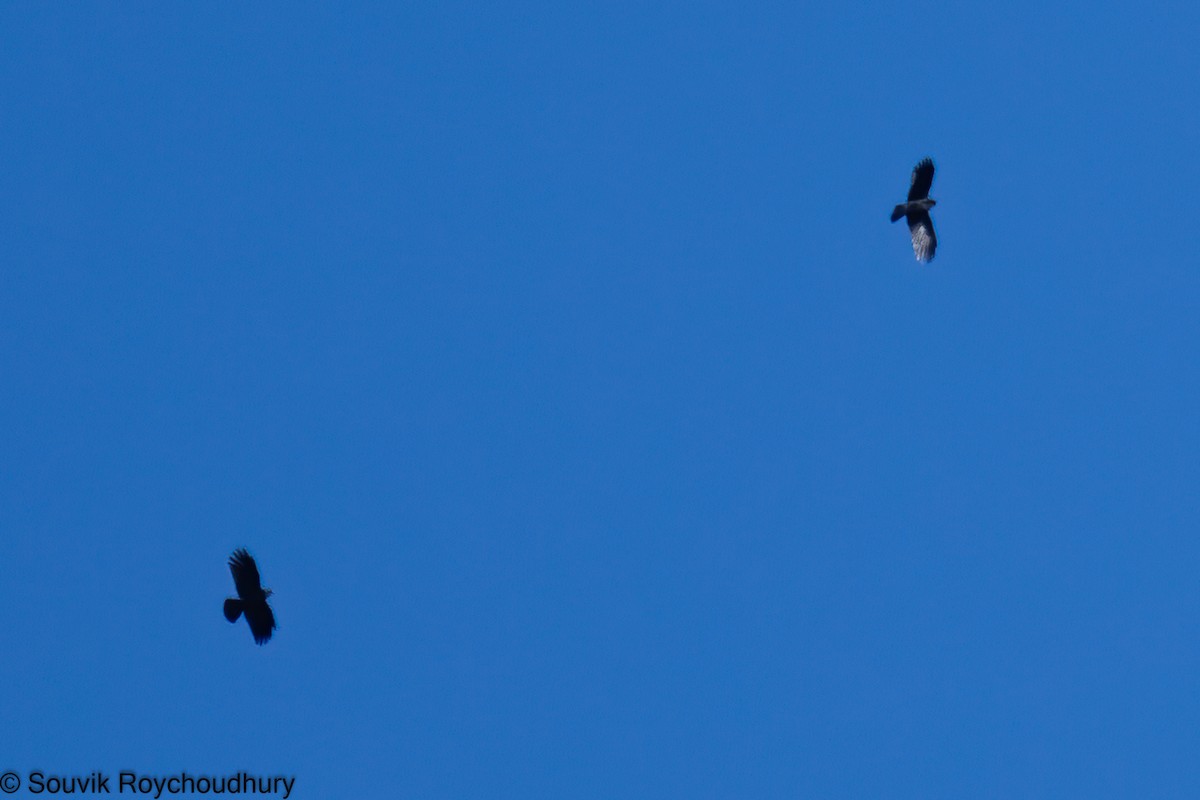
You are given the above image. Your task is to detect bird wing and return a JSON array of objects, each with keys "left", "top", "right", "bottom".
[
  {"left": 908, "top": 210, "right": 937, "bottom": 262},
  {"left": 907, "top": 158, "right": 935, "bottom": 201},
  {"left": 228, "top": 549, "right": 264, "bottom": 599},
  {"left": 243, "top": 602, "right": 277, "bottom": 645}
]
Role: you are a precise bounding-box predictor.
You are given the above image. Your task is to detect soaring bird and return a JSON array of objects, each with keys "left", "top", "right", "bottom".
[
  {"left": 223, "top": 548, "right": 277, "bottom": 645},
  {"left": 890, "top": 158, "right": 937, "bottom": 263}
]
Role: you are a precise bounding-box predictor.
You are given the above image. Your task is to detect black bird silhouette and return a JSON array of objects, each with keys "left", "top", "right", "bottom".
[
  {"left": 223, "top": 549, "right": 276, "bottom": 645},
  {"left": 890, "top": 158, "right": 937, "bottom": 263}
]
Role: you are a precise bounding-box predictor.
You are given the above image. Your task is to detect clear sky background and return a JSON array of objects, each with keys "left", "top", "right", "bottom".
[{"left": 3, "top": 3, "right": 1199, "bottom": 798}]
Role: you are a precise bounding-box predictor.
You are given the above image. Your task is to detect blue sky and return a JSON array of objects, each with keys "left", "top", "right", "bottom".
[{"left": 3, "top": 3, "right": 1200, "bottom": 798}]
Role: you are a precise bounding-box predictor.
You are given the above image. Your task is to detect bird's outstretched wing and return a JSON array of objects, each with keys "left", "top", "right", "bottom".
[
  {"left": 908, "top": 210, "right": 937, "bottom": 262},
  {"left": 243, "top": 602, "right": 276, "bottom": 645},
  {"left": 228, "top": 548, "right": 263, "bottom": 599},
  {"left": 907, "top": 158, "right": 935, "bottom": 201}
]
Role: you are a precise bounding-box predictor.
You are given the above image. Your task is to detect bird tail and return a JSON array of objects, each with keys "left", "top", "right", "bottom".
[
  {"left": 223, "top": 598, "right": 244, "bottom": 623},
  {"left": 890, "top": 204, "right": 906, "bottom": 223}
]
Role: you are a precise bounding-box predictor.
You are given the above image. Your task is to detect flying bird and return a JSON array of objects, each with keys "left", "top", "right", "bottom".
[
  {"left": 223, "top": 548, "right": 277, "bottom": 645},
  {"left": 890, "top": 158, "right": 937, "bottom": 262}
]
